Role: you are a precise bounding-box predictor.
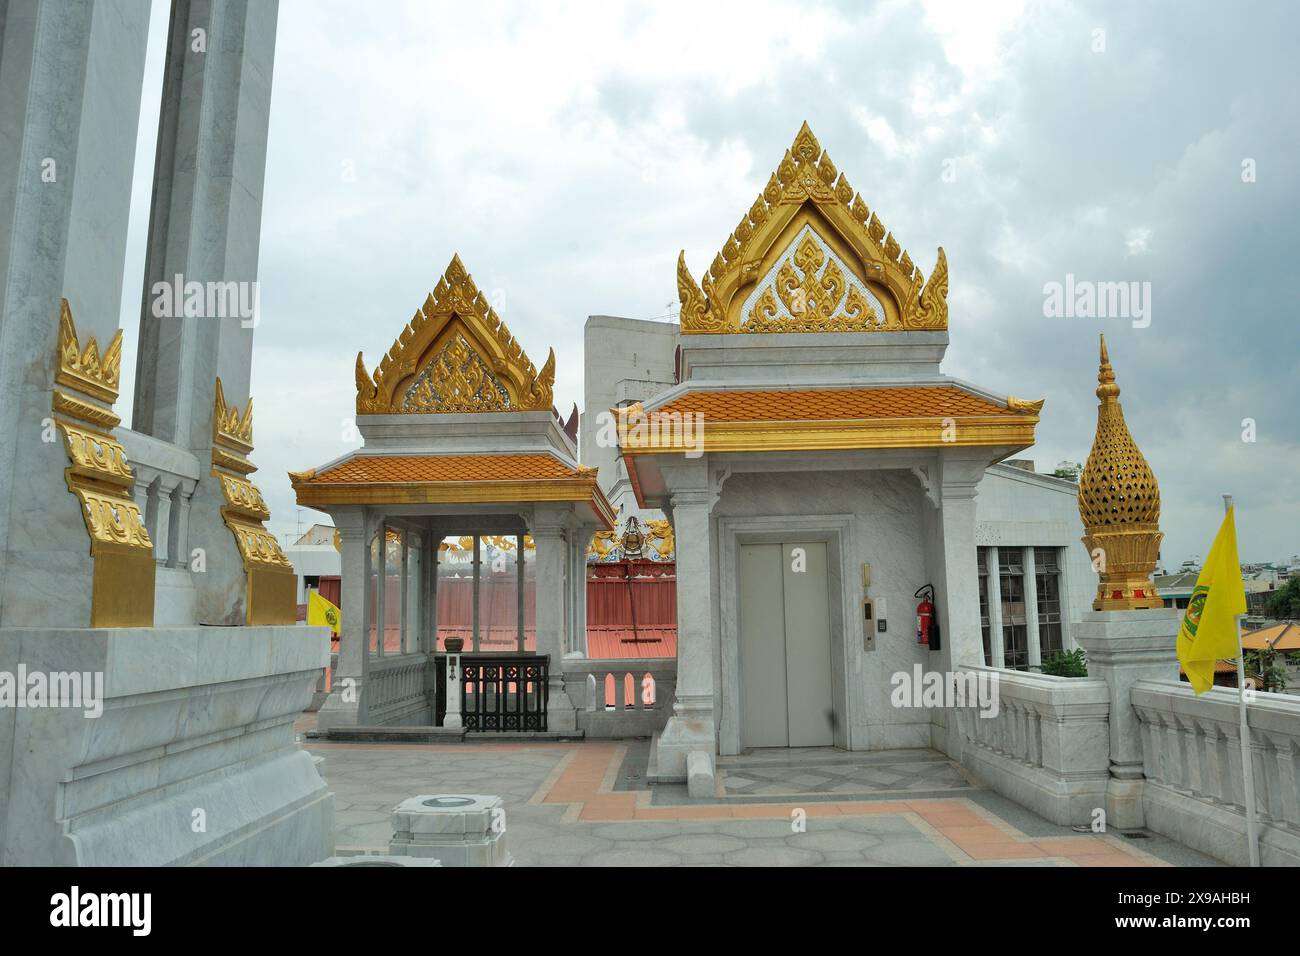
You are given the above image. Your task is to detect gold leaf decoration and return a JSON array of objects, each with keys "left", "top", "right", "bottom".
[
  {"left": 404, "top": 335, "right": 511, "bottom": 412},
  {"left": 679, "top": 123, "right": 949, "bottom": 334},
  {"left": 210, "top": 378, "right": 295, "bottom": 593},
  {"left": 56, "top": 298, "right": 123, "bottom": 403},
  {"left": 50, "top": 298, "right": 155, "bottom": 626},
  {"left": 743, "top": 232, "right": 887, "bottom": 333},
  {"left": 902, "top": 247, "right": 949, "bottom": 330},
  {"left": 356, "top": 254, "right": 555, "bottom": 414},
  {"left": 213, "top": 377, "right": 254, "bottom": 452}
]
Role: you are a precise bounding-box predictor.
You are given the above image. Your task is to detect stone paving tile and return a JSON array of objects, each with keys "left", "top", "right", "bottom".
[{"left": 307, "top": 738, "right": 1175, "bottom": 867}]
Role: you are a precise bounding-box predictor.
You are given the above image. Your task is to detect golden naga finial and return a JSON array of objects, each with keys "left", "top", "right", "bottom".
[
  {"left": 213, "top": 377, "right": 254, "bottom": 451},
  {"left": 1077, "top": 334, "right": 1163, "bottom": 611},
  {"left": 56, "top": 298, "right": 124, "bottom": 403}
]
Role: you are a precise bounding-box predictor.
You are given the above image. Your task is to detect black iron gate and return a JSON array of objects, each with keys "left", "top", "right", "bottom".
[{"left": 460, "top": 655, "right": 548, "bottom": 732}]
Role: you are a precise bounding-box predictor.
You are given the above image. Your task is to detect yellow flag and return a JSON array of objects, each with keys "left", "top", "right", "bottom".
[
  {"left": 1176, "top": 507, "right": 1247, "bottom": 694},
  {"left": 307, "top": 590, "right": 341, "bottom": 635}
]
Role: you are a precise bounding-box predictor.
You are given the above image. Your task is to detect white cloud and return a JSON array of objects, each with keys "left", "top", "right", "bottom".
[{"left": 111, "top": 0, "right": 1300, "bottom": 565}]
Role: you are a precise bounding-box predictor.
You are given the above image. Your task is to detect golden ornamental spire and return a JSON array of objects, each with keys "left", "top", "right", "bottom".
[{"left": 1077, "top": 334, "right": 1163, "bottom": 611}]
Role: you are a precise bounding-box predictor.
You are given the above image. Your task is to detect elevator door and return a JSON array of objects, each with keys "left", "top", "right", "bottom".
[{"left": 738, "top": 542, "right": 834, "bottom": 749}]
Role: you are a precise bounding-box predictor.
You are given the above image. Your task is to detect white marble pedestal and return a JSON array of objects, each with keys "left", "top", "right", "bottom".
[
  {"left": 389, "top": 794, "right": 513, "bottom": 866},
  {"left": 1073, "top": 608, "right": 1181, "bottom": 830}
]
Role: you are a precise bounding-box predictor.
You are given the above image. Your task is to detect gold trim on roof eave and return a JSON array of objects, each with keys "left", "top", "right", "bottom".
[
  {"left": 293, "top": 478, "right": 616, "bottom": 530},
  {"left": 617, "top": 415, "right": 1039, "bottom": 455}
]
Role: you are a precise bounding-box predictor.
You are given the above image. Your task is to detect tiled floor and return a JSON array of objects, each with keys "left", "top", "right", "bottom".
[
  {"left": 305, "top": 733, "right": 1220, "bottom": 867},
  {"left": 719, "top": 747, "right": 970, "bottom": 797}
]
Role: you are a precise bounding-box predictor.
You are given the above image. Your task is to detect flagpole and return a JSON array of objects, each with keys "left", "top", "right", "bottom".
[{"left": 1225, "top": 494, "right": 1260, "bottom": 867}]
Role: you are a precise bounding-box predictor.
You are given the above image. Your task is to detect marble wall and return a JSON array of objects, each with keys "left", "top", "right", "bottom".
[{"left": 0, "top": 624, "right": 333, "bottom": 866}]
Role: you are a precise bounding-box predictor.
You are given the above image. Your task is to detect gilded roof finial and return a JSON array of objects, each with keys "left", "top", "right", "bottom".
[
  {"left": 1097, "top": 333, "right": 1120, "bottom": 402},
  {"left": 1077, "top": 334, "right": 1163, "bottom": 611}
]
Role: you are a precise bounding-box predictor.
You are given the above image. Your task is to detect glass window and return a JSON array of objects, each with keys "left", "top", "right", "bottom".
[
  {"left": 435, "top": 535, "right": 474, "bottom": 652},
  {"left": 382, "top": 528, "right": 402, "bottom": 655},
  {"left": 1034, "top": 546, "right": 1063, "bottom": 657},
  {"left": 999, "top": 548, "right": 1028, "bottom": 670},
  {"left": 478, "top": 536, "right": 519, "bottom": 652},
  {"left": 404, "top": 532, "right": 421, "bottom": 654}
]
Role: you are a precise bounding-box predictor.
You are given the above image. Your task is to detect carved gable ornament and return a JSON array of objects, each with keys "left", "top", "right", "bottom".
[
  {"left": 356, "top": 254, "right": 556, "bottom": 414},
  {"left": 677, "top": 122, "right": 949, "bottom": 334}
]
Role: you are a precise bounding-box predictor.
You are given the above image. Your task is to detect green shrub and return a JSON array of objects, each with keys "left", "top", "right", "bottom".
[{"left": 1039, "top": 648, "right": 1088, "bottom": 677}]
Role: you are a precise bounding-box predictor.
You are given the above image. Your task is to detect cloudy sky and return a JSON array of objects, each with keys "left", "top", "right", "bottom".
[{"left": 115, "top": 0, "right": 1299, "bottom": 567}]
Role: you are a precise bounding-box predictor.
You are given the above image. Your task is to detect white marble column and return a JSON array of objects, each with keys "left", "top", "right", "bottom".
[
  {"left": 654, "top": 479, "right": 718, "bottom": 792},
  {"left": 567, "top": 520, "right": 595, "bottom": 659},
  {"left": 986, "top": 546, "right": 1006, "bottom": 667},
  {"left": 1024, "top": 546, "right": 1042, "bottom": 669},
  {"left": 928, "top": 458, "right": 984, "bottom": 758},
  {"left": 130, "top": 0, "right": 282, "bottom": 625},
  {"left": 935, "top": 482, "right": 983, "bottom": 673},
  {"left": 532, "top": 510, "right": 576, "bottom": 732},
  {"left": 316, "top": 508, "right": 367, "bottom": 731},
  {"left": 0, "top": 0, "right": 151, "bottom": 626}
]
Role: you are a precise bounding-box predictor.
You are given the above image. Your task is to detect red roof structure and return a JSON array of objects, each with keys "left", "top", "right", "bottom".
[{"left": 585, "top": 561, "right": 677, "bottom": 659}]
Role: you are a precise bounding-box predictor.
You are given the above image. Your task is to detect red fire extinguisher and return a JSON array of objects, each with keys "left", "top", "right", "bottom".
[{"left": 915, "top": 584, "right": 941, "bottom": 650}]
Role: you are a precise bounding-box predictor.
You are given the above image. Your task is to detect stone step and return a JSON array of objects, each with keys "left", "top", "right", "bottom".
[
  {"left": 464, "top": 731, "right": 585, "bottom": 742},
  {"left": 318, "top": 726, "right": 467, "bottom": 743},
  {"left": 311, "top": 727, "right": 584, "bottom": 744}
]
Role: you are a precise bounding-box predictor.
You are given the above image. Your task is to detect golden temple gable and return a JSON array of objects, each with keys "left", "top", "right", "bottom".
[
  {"left": 677, "top": 121, "right": 949, "bottom": 334},
  {"left": 355, "top": 254, "right": 556, "bottom": 414}
]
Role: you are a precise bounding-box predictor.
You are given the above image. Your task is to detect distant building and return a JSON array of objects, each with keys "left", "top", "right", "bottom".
[
  {"left": 283, "top": 523, "right": 342, "bottom": 609},
  {"left": 1155, "top": 570, "right": 1198, "bottom": 611}
]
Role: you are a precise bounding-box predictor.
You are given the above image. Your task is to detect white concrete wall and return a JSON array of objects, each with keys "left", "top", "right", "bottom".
[
  {"left": 580, "top": 314, "right": 677, "bottom": 517},
  {"left": 284, "top": 544, "right": 341, "bottom": 602}
]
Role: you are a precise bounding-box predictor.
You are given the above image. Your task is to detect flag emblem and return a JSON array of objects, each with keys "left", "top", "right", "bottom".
[
  {"left": 1181, "top": 586, "right": 1208, "bottom": 637},
  {"left": 307, "top": 590, "right": 342, "bottom": 635}
]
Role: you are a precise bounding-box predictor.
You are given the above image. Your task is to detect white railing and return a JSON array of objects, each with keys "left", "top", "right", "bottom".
[
  {"left": 366, "top": 654, "right": 431, "bottom": 726},
  {"left": 563, "top": 658, "right": 677, "bottom": 738},
  {"left": 1131, "top": 680, "right": 1300, "bottom": 865},
  {"left": 955, "top": 664, "right": 1111, "bottom": 826},
  {"left": 119, "top": 428, "right": 201, "bottom": 570}
]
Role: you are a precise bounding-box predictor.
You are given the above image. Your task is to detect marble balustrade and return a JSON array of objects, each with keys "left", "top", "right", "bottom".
[
  {"left": 118, "top": 429, "right": 203, "bottom": 626},
  {"left": 365, "top": 653, "right": 433, "bottom": 727},
  {"left": 1131, "top": 680, "right": 1300, "bottom": 865},
  {"left": 564, "top": 658, "right": 677, "bottom": 738},
  {"left": 954, "top": 664, "right": 1111, "bottom": 826}
]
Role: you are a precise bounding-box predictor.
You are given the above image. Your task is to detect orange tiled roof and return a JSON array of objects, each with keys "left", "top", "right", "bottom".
[
  {"left": 651, "top": 386, "right": 1016, "bottom": 422},
  {"left": 1180, "top": 660, "right": 1243, "bottom": 676},
  {"left": 1242, "top": 622, "right": 1300, "bottom": 652},
  {"left": 304, "top": 453, "right": 581, "bottom": 484}
]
